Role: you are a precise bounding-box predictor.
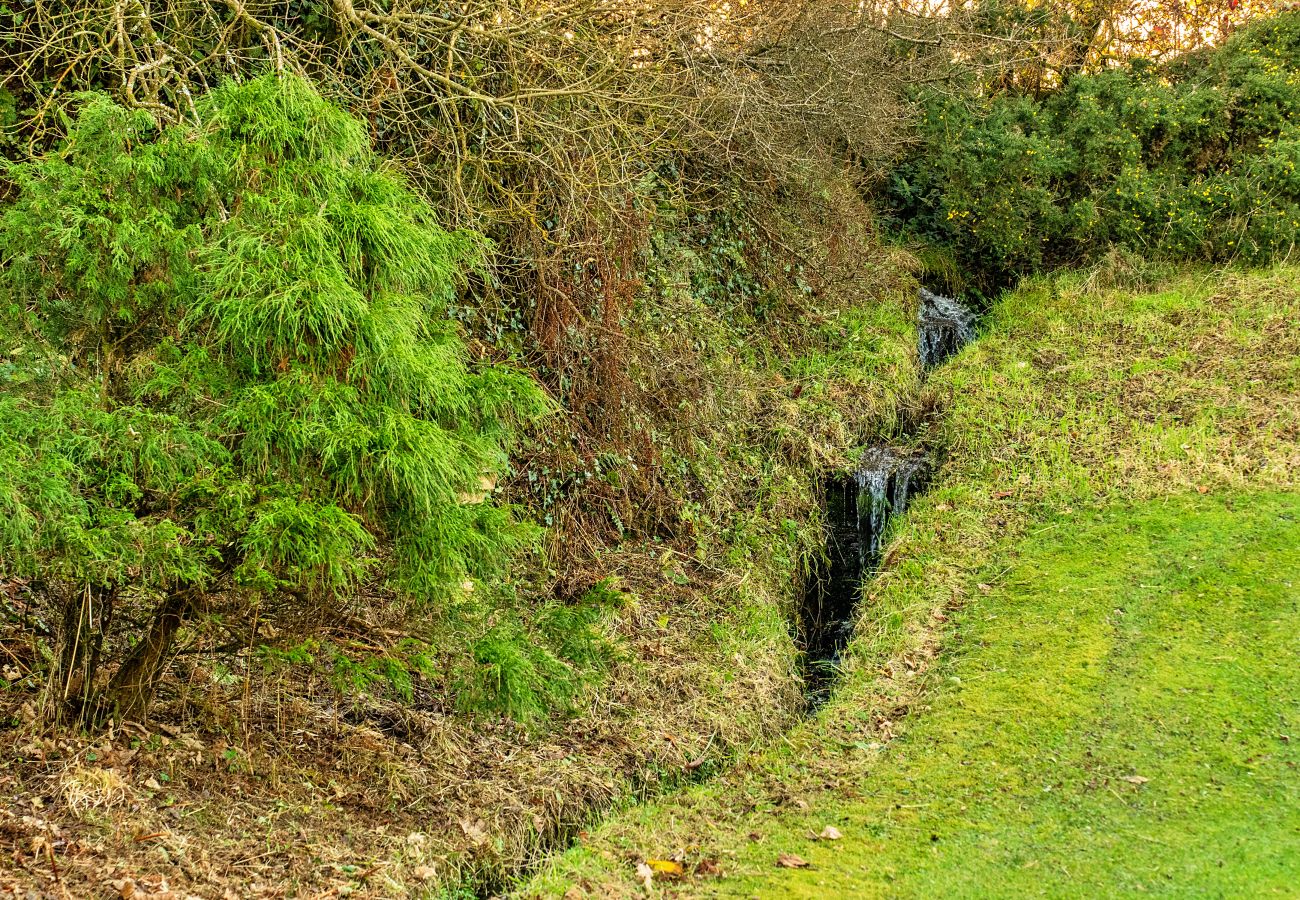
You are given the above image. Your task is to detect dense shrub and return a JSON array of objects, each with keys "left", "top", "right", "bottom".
[
  {"left": 0, "top": 75, "right": 551, "bottom": 723},
  {"left": 887, "top": 13, "right": 1300, "bottom": 294}
]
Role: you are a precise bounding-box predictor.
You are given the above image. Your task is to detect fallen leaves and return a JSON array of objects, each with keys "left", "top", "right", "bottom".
[
  {"left": 109, "top": 875, "right": 179, "bottom": 899},
  {"left": 635, "top": 855, "right": 685, "bottom": 889},
  {"left": 807, "top": 824, "right": 844, "bottom": 842},
  {"left": 1122, "top": 775, "right": 1150, "bottom": 785},
  {"left": 695, "top": 858, "right": 723, "bottom": 877},
  {"left": 645, "top": 858, "right": 683, "bottom": 878},
  {"left": 633, "top": 852, "right": 723, "bottom": 887},
  {"left": 776, "top": 852, "right": 810, "bottom": 869},
  {"left": 458, "top": 817, "right": 490, "bottom": 848}
]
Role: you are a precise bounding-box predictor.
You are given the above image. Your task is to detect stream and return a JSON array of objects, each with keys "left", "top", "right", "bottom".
[
  {"left": 494, "top": 287, "right": 977, "bottom": 896},
  {"left": 798, "top": 287, "right": 976, "bottom": 705}
]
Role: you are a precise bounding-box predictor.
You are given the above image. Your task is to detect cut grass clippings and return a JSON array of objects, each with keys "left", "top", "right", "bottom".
[{"left": 522, "top": 264, "right": 1300, "bottom": 897}]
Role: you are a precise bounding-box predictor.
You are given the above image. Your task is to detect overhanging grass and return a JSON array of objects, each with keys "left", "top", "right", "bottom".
[{"left": 520, "top": 264, "right": 1300, "bottom": 898}]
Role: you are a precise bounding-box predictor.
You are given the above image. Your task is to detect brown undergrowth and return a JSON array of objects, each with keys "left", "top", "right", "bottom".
[{"left": 0, "top": 554, "right": 798, "bottom": 897}]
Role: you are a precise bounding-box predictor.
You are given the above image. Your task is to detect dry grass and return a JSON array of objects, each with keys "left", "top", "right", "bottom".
[
  {"left": 0, "top": 544, "right": 807, "bottom": 896},
  {"left": 57, "top": 765, "right": 132, "bottom": 814}
]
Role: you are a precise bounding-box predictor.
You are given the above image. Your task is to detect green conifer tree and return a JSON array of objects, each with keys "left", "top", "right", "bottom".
[{"left": 0, "top": 74, "right": 547, "bottom": 723}]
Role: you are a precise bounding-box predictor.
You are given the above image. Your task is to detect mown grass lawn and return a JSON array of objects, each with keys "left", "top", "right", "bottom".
[
  {"left": 716, "top": 491, "right": 1300, "bottom": 897},
  {"left": 520, "top": 265, "right": 1300, "bottom": 898}
]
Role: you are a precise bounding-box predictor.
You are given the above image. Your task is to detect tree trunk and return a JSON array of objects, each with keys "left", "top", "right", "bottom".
[
  {"left": 106, "top": 590, "right": 193, "bottom": 722},
  {"left": 45, "top": 584, "right": 112, "bottom": 725}
]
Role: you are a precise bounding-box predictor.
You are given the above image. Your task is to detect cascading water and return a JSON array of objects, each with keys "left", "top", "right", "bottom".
[
  {"left": 798, "top": 288, "right": 975, "bottom": 705},
  {"left": 801, "top": 447, "right": 931, "bottom": 703},
  {"left": 854, "top": 447, "right": 930, "bottom": 562},
  {"left": 918, "top": 288, "right": 976, "bottom": 369}
]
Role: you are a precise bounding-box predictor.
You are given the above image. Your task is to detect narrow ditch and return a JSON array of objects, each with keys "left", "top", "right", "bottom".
[
  {"left": 800, "top": 448, "right": 933, "bottom": 705},
  {"left": 488, "top": 287, "right": 979, "bottom": 896},
  {"left": 797, "top": 287, "right": 977, "bottom": 706}
]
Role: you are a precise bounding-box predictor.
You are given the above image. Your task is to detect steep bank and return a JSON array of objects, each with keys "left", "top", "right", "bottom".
[{"left": 522, "top": 265, "right": 1300, "bottom": 896}]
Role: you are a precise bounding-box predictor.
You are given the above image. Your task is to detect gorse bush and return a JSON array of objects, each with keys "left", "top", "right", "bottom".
[
  {"left": 888, "top": 12, "right": 1300, "bottom": 294},
  {"left": 0, "top": 74, "right": 549, "bottom": 723}
]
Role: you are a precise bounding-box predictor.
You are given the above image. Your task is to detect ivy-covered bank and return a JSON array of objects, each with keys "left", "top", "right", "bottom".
[{"left": 0, "top": 75, "right": 925, "bottom": 897}]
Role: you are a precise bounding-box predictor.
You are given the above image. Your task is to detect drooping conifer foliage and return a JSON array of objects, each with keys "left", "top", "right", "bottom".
[{"left": 0, "top": 74, "right": 547, "bottom": 723}]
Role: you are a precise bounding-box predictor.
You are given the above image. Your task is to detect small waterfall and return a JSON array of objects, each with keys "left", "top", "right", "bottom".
[
  {"left": 796, "top": 287, "right": 970, "bottom": 706},
  {"left": 854, "top": 447, "right": 929, "bottom": 565},
  {"left": 918, "top": 288, "right": 976, "bottom": 369},
  {"left": 801, "top": 447, "right": 932, "bottom": 703}
]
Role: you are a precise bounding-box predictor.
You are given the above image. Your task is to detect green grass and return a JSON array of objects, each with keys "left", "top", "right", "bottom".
[
  {"left": 716, "top": 492, "right": 1300, "bottom": 896},
  {"left": 520, "top": 265, "right": 1300, "bottom": 898}
]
